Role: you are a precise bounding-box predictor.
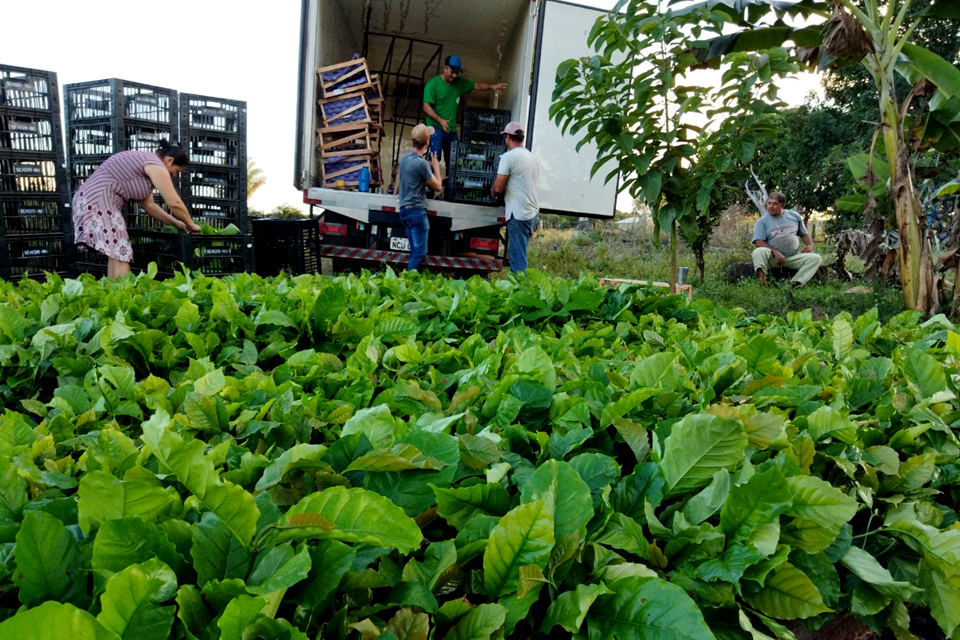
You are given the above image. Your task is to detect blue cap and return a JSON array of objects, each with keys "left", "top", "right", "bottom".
[{"left": 445, "top": 55, "right": 463, "bottom": 72}]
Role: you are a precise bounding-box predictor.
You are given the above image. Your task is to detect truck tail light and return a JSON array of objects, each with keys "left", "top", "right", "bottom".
[
  {"left": 319, "top": 222, "right": 348, "bottom": 236},
  {"left": 470, "top": 237, "right": 499, "bottom": 252}
]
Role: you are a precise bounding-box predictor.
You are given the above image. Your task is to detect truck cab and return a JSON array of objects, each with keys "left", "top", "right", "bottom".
[{"left": 294, "top": 0, "right": 617, "bottom": 272}]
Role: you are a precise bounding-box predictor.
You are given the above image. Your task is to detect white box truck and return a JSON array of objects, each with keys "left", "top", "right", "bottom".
[{"left": 294, "top": 0, "right": 617, "bottom": 273}]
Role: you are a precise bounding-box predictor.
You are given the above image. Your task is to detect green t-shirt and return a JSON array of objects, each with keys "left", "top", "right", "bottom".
[{"left": 423, "top": 75, "right": 476, "bottom": 129}]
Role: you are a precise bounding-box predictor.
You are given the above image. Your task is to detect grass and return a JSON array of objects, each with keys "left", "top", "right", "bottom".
[{"left": 524, "top": 216, "right": 906, "bottom": 322}]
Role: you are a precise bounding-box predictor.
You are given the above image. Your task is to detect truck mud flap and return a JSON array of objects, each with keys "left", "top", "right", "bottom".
[{"left": 319, "top": 245, "right": 501, "bottom": 271}]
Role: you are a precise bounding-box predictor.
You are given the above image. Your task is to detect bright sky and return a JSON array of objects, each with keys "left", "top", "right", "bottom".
[{"left": 1, "top": 0, "right": 822, "bottom": 215}]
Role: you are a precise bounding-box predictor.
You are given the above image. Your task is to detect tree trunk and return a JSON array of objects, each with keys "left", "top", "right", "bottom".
[
  {"left": 670, "top": 221, "right": 678, "bottom": 294},
  {"left": 878, "top": 64, "right": 931, "bottom": 312}
]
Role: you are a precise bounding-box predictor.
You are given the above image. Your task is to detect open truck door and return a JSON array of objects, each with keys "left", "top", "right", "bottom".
[{"left": 529, "top": 0, "right": 618, "bottom": 219}]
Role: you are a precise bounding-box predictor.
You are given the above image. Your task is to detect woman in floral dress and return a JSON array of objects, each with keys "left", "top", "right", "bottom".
[{"left": 73, "top": 140, "right": 201, "bottom": 278}]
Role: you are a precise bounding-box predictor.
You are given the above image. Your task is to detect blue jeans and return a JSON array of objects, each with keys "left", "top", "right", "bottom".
[
  {"left": 430, "top": 129, "right": 458, "bottom": 191},
  {"left": 399, "top": 207, "right": 430, "bottom": 271},
  {"left": 507, "top": 214, "right": 538, "bottom": 273}
]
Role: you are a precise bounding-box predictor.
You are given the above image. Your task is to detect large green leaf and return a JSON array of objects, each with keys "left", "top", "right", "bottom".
[
  {"left": 743, "top": 563, "right": 831, "bottom": 619},
  {"left": 246, "top": 543, "right": 312, "bottom": 595},
  {"left": 92, "top": 517, "right": 184, "bottom": 577},
  {"left": 273, "top": 486, "right": 423, "bottom": 553},
  {"left": 900, "top": 43, "right": 960, "bottom": 111},
  {"left": 388, "top": 608, "right": 430, "bottom": 640},
  {"left": 900, "top": 346, "right": 950, "bottom": 401},
  {"left": 541, "top": 583, "right": 613, "bottom": 633},
  {"left": 586, "top": 576, "right": 715, "bottom": 640},
  {"left": 347, "top": 443, "right": 448, "bottom": 472},
  {"left": 218, "top": 595, "right": 268, "bottom": 640},
  {"left": 299, "top": 538, "right": 356, "bottom": 610},
  {"left": 141, "top": 410, "right": 259, "bottom": 547},
  {"left": 432, "top": 483, "right": 512, "bottom": 530},
  {"left": 840, "top": 545, "right": 922, "bottom": 600},
  {"left": 0, "top": 601, "right": 121, "bottom": 640},
  {"left": 191, "top": 512, "right": 252, "bottom": 587},
  {"left": 483, "top": 500, "right": 556, "bottom": 598},
  {"left": 787, "top": 476, "right": 858, "bottom": 528},
  {"left": 97, "top": 560, "right": 177, "bottom": 640},
  {"left": 14, "top": 510, "right": 83, "bottom": 606},
  {"left": 520, "top": 459, "right": 594, "bottom": 541},
  {"left": 721, "top": 466, "right": 792, "bottom": 543},
  {"left": 77, "top": 470, "right": 179, "bottom": 532},
  {"left": 806, "top": 406, "right": 858, "bottom": 445},
  {"left": 741, "top": 335, "right": 780, "bottom": 375},
  {"left": 660, "top": 414, "right": 747, "bottom": 495},
  {"left": 442, "top": 603, "right": 507, "bottom": 640},
  {"left": 887, "top": 520, "right": 960, "bottom": 636}
]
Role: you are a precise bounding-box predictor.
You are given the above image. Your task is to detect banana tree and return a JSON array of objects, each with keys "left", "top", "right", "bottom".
[
  {"left": 550, "top": 0, "right": 796, "bottom": 289},
  {"left": 677, "top": 0, "right": 960, "bottom": 312}
]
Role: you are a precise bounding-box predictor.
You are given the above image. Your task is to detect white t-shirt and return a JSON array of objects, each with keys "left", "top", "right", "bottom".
[{"left": 497, "top": 147, "right": 540, "bottom": 221}]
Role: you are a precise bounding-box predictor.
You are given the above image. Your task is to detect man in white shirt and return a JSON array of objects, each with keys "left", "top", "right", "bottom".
[{"left": 492, "top": 121, "right": 539, "bottom": 273}]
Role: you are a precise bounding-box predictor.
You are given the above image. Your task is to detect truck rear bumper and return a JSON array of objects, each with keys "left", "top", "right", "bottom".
[{"left": 320, "top": 244, "right": 502, "bottom": 271}]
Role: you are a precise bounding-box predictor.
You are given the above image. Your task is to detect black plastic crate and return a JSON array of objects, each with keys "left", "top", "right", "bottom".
[
  {"left": 251, "top": 217, "right": 318, "bottom": 276},
  {"left": 451, "top": 143, "right": 503, "bottom": 174},
  {"left": 449, "top": 172, "right": 497, "bottom": 205},
  {"left": 127, "top": 198, "right": 246, "bottom": 233},
  {"left": 74, "top": 243, "right": 109, "bottom": 277},
  {"left": 65, "top": 79, "right": 177, "bottom": 124},
  {"left": 68, "top": 157, "right": 107, "bottom": 194},
  {"left": 0, "top": 233, "right": 72, "bottom": 280},
  {"left": 68, "top": 119, "right": 177, "bottom": 157},
  {"left": 0, "top": 156, "right": 61, "bottom": 195},
  {"left": 462, "top": 107, "right": 511, "bottom": 136},
  {"left": 182, "top": 167, "right": 245, "bottom": 201},
  {"left": 0, "top": 110, "right": 64, "bottom": 154},
  {"left": 185, "top": 133, "right": 246, "bottom": 168},
  {"left": 129, "top": 230, "right": 252, "bottom": 277},
  {"left": 459, "top": 130, "right": 506, "bottom": 148},
  {"left": 0, "top": 65, "right": 60, "bottom": 112},
  {"left": 0, "top": 195, "right": 68, "bottom": 235},
  {"left": 179, "top": 94, "right": 246, "bottom": 135}
]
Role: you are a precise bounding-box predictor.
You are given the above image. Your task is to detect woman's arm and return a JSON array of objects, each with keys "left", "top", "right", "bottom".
[
  {"left": 143, "top": 164, "right": 201, "bottom": 232},
  {"left": 139, "top": 196, "right": 187, "bottom": 231}
]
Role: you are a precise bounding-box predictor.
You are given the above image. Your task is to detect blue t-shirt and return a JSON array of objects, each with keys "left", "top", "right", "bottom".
[
  {"left": 398, "top": 151, "right": 433, "bottom": 210},
  {"left": 753, "top": 209, "right": 808, "bottom": 257}
]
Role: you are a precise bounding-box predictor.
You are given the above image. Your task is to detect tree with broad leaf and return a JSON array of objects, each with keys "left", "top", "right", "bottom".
[
  {"left": 550, "top": 0, "right": 798, "bottom": 287},
  {"left": 677, "top": 0, "right": 960, "bottom": 312}
]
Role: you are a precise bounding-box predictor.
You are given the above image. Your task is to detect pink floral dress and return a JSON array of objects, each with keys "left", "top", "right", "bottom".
[{"left": 73, "top": 150, "right": 164, "bottom": 262}]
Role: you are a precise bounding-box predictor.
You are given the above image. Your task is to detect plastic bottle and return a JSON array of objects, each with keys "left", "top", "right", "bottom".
[{"left": 359, "top": 166, "right": 370, "bottom": 192}]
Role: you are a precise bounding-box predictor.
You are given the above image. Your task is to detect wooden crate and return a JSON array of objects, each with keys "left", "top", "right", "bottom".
[
  {"left": 317, "top": 58, "right": 374, "bottom": 98},
  {"left": 320, "top": 154, "right": 383, "bottom": 189},
  {"left": 317, "top": 125, "right": 381, "bottom": 159},
  {"left": 318, "top": 93, "right": 372, "bottom": 128},
  {"left": 599, "top": 277, "right": 693, "bottom": 300},
  {"left": 366, "top": 74, "right": 383, "bottom": 105}
]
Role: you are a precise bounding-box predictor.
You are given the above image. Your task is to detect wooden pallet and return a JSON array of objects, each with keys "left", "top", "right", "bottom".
[
  {"left": 320, "top": 154, "right": 383, "bottom": 189},
  {"left": 318, "top": 93, "right": 373, "bottom": 128},
  {"left": 317, "top": 58, "right": 374, "bottom": 98},
  {"left": 317, "top": 125, "right": 381, "bottom": 158},
  {"left": 599, "top": 277, "right": 693, "bottom": 299}
]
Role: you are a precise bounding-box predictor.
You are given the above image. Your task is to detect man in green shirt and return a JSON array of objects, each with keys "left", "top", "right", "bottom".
[{"left": 422, "top": 55, "right": 507, "bottom": 191}]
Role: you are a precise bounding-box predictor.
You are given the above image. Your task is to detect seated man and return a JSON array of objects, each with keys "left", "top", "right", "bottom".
[{"left": 752, "top": 192, "right": 822, "bottom": 287}]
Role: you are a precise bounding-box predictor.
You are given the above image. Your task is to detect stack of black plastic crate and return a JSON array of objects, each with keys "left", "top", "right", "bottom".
[
  {"left": 145, "top": 92, "right": 252, "bottom": 277},
  {"left": 0, "top": 64, "right": 73, "bottom": 281},
  {"left": 64, "top": 78, "right": 179, "bottom": 275},
  {"left": 447, "top": 107, "right": 510, "bottom": 205}
]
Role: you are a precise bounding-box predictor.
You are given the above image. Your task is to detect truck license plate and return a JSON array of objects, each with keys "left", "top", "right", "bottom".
[{"left": 389, "top": 236, "right": 410, "bottom": 252}]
